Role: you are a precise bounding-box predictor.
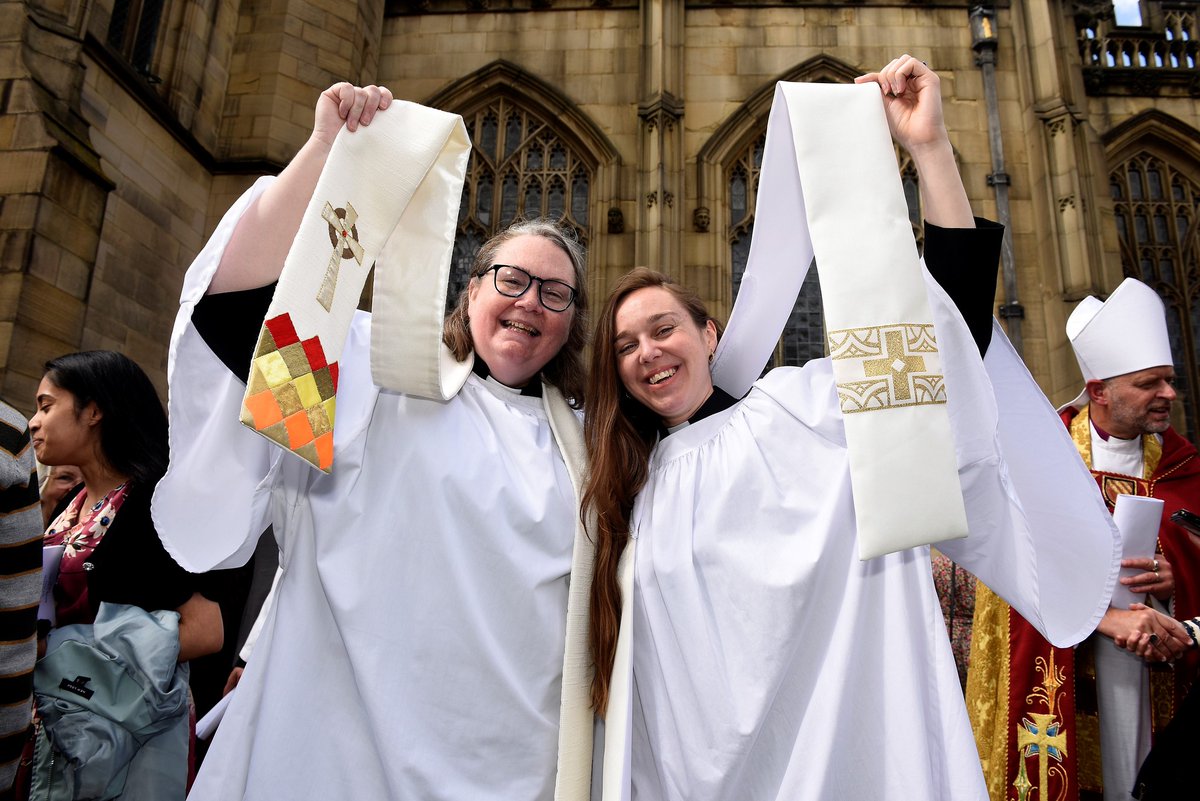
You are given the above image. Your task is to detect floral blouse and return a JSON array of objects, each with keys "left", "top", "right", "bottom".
[{"left": 43, "top": 483, "right": 129, "bottom": 627}]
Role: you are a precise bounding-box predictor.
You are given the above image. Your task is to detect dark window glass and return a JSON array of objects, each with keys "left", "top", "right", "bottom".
[
  {"left": 1149, "top": 168, "right": 1164, "bottom": 199},
  {"left": 547, "top": 176, "right": 565, "bottom": 218},
  {"left": 106, "top": 0, "right": 167, "bottom": 76},
  {"left": 504, "top": 114, "right": 523, "bottom": 160},
  {"left": 1110, "top": 153, "right": 1200, "bottom": 444},
  {"left": 499, "top": 172, "right": 519, "bottom": 228},
  {"left": 453, "top": 96, "right": 593, "bottom": 291},
  {"left": 447, "top": 227, "right": 485, "bottom": 309},
  {"left": 479, "top": 114, "right": 498, "bottom": 160},
  {"left": 571, "top": 170, "right": 589, "bottom": 227}
]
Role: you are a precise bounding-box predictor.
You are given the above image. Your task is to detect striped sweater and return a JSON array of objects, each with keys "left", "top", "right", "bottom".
[{"left": 0, "top": 402, "right": 41, "bottom": 796}]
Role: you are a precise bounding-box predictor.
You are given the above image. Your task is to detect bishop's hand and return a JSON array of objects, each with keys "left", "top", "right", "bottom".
[
  {"left": 1120, "top": 553, "right": 1174, "bottom": 601},
  {"left": 1099, "top": 603, "right": 1190, "bottom": 662}
]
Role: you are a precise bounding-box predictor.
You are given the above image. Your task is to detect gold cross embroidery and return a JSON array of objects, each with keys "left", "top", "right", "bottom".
[
  {"left": 862, "top": 329, "right": 926, "bottom": 401},
  {"left": 317, "top": 202, "right": 365, "bottom": 312},
  {"left": 1013, "top": 651, "right": 1068, "bottom": 801},
  {"left": 1016, "top": 713, "right": 1067, "bottom": 801}
]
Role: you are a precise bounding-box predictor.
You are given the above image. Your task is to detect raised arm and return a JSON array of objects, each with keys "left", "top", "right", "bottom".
[
  {"left": 208, "top": 83, "right": 394, "bottom": 294},
  {"left": 855, "top": 55, "right": 974, "bottom": 230}
]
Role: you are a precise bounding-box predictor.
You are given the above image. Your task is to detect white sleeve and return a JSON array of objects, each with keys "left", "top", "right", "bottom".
[
  {"left": 927, "top": 270, "right": 1120, "bottom": 648},
  {"left": 152, "top": 177, "right": 281, "bottom": 573}
]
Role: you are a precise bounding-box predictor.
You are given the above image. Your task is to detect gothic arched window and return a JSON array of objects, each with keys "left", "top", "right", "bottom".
[
  {"left": 729, "top": 135, "right": 922, "bottom": 368},
  {"left": 448, "top": 98, "right": 593, "bottom": 306},
  {"left": 107, "top": 0, "right": 168, "bottom": 77},
  {"left": 1111, "top": 152, "right": 1200, "bottom": 443}
]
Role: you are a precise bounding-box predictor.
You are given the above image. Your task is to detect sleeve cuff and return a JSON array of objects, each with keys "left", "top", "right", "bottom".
[
  {"left": 923, "top": 217, "right": 1004, "bottom": 357},
  {"left": 191, "top": 283, "right": 277, "bottom": 384}
]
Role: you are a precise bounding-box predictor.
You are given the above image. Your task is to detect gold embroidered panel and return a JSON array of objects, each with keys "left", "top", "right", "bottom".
[{"left": 829, "top": 323, "right": 946, "bottom": 414}]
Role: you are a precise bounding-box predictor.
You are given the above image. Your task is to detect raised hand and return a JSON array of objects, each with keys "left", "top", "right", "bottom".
[
  {"left": 313, "top": 83, "right": 394, "bottom": 146},
  {"left": 855, "top": 55, "right": 973, "bottom": 229},
  {"left": 854, "top": 54, "right": 947, "bottom": 156}
]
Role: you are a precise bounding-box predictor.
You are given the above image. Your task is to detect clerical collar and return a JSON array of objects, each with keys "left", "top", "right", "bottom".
[
  {"left": 660, "top": 387, "right": 739, "bottom": 437},
  {"left": 1089, "top": 417, "right": 1132, "bottom": 444},
  {"left": 471, "top": 358, "right": 543, "bottom": 398}
]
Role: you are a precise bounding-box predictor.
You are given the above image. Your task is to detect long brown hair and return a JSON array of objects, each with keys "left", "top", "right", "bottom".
[
  {"left": 443, "top": 219, "right": 589, "bottom": 407},
  {"left": 583, "top": 267, "right": 720, "bottom": 715}
]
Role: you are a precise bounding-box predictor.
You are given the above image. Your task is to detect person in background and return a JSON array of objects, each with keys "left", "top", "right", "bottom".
[
  {"left": 38, "top": 464, "right": 82, "bottom": 529},
  {"left": 29, "top": 351, "right": 223, "bottom": 798},
  {"left": 0, "top": 401, "right": 41, "bottom": 801},
  {"left": 969, "top": 277, "right": 1197, "bottom": 801}
]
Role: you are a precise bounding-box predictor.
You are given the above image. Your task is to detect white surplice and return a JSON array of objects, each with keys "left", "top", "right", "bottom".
[
  {"left": 608, "top": 271, "right": 1120, "bottom": 801},
  {"left": 1090, "top": 425, "right": 1154, "bottom": 801},
  {"left": 154, "top": 179, "right": 579, "bottom": 800}
]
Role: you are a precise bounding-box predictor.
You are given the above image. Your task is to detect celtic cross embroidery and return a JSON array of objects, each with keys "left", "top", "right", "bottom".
[{"left": 317, "top": 202, "right": 365, "bottom": 311}]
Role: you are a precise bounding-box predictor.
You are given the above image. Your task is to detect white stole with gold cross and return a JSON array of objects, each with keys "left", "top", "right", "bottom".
[{"left": 711, "top": 81, "right": 968, "bottom": 560}]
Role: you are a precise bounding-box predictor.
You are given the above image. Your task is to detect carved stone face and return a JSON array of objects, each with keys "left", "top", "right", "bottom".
[
  {"left": 608, "top": 207, "right": 624, "bottom": 234},
  {"left": 693, "top": 206, "right": 711, "bottom": 232}
]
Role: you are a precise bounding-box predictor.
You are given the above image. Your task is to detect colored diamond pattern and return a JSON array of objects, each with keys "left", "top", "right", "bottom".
[{"left": 240, "top": 312, "right": 338, "bottom": 471}]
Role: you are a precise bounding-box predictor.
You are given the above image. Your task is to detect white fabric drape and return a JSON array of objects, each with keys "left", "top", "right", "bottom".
[{"left": 712, "top": 82, "right": 965, "bottom": 559}]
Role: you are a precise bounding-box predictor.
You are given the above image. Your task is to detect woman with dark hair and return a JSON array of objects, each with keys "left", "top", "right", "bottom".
[
  {"left": 32, "top": 351, "right": 221, "bottom": 653},
  {"left": 28, "top": 351, "right": 222, "bottom": 799},
  {"left": 582, "top": 59, "right": 1130, "bottom": 801},
  {"left": 152, "top": 83, "right": 596, "bottom": 801}
]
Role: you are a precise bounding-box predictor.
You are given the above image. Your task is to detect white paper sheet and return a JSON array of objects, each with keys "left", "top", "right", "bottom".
[
  {"left": 196, "top": 688, "right": 234, "bottom": 741},
  {"left": 1110, "top": 494, "right": 1164, "bottom": 609}
]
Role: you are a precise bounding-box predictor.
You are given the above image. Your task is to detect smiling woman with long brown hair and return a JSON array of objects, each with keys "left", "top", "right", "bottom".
[{"left": 580, "top": 58, "right": 1135, "bottom": 801}]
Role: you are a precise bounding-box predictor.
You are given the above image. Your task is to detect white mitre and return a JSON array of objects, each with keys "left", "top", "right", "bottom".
[{"left": 1062, "top": 277, "right": 1173, "bottom": 410}]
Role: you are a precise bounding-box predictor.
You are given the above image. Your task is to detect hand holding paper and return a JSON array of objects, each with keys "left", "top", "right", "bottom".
[
  {"left": 1120, "top": 553, "right": 1173, "bottom": 600},
  {"left": 1110, "top": 494, "right": 1165, "bottom": 609}
]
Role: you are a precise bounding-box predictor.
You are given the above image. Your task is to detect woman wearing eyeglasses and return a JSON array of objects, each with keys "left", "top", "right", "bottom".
[{"left": 154, "top": 84, "right": 592, "bottom": 801}]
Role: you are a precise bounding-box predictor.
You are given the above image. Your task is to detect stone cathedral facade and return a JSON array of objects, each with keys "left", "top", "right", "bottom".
[{"left": 1, "top": 0, "right": 1198, "bottom": 443}]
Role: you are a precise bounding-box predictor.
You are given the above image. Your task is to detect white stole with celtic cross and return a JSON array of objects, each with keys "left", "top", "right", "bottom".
[
  {"left": 235, "top": 102, "right": 595, "bottom": 801},
  {"left": 238, "top": 104, "right": 472, "bottom": 472}
]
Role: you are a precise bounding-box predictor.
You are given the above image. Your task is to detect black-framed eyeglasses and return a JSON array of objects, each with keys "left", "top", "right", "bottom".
[{"left": 481, "top": 264, "right": 578, "bottom": 312}]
